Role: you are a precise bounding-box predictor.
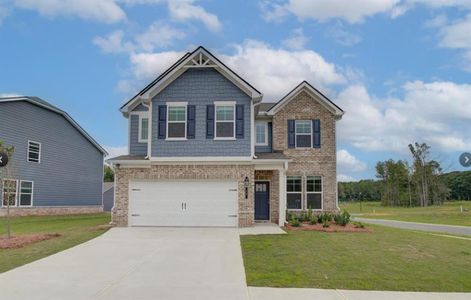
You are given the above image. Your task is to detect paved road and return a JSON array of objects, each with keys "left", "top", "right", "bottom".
[
  {"left": 354, "top": 217, "right": 471, "bottom": 237},
  {"left": 0, "top": 227, "right": 249, "bottom": 300}
]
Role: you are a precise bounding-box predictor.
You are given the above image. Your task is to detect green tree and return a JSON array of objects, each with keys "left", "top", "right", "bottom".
[
  {"left": 103, "top": 165, "right": 114, "bottom": 182},
  {"left": 0, "top": 140, "right": 15, "bottom": 239}
]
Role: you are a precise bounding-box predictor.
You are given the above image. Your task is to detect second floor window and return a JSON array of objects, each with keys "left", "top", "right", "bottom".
[
  {"left": 167, "top": 105, "right": 187, "bottom": 139},
  {"left": 27, "top": 141, "right": 41, "bottom": 163},
  {"left": 255, "top": 122, "right": 268, "bottom": 146},
  {"left": 138, "top": 116, "right": 149, "bottom": 143},
  {"left": 215, "top": 104, "right": 235, "bottom": 139},
  {"left": 295, "top": 120, "right": 312, "bottom": 148}
]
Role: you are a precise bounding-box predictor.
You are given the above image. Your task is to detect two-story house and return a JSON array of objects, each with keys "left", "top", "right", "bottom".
[
  {"left": 109, "top": 46, "right": 344, "bottom": 227},
  {"left": 0, "top": 96, "right": 107, "bottom": 216}
]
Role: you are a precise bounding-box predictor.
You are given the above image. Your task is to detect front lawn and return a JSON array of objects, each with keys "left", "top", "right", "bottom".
[
  {"left": 340, "top": 201, "right": 471, "bottom": 226},
  {"left": 0, "top": 213, "right": 111, "bottom": 273},
  {"left": 241, "top": 226, "right": 471, "bottom": 292}
]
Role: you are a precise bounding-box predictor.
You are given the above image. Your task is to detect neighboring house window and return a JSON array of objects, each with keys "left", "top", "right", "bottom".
[
  {"left": 138, "top": 115, "right": 149, "bottom": 143},
  {"left": 167, "top": 104, "right": 187, "bottom": 139},
  {"left": 215, "top": 103, "right": 235, "bottom": 139},
  {"left": 295, "top": 120, "right": 312, "bottom": 148},
  {"left": 306, "top": 176, "right": 322, "bottom": 210},
  {"left": 27, "top": 141, "right": 41, "bottom": 163},
  {"left": 19, "top": 181, "right": 33, "bottom": 207},
  {"left": 286, "top": 176, "right": 302, "bottom": 210},
  {"left": 255, "top": 122, "right": 268, "bottom": 146},
  {"left": 2, "top": 179, "right": 17, "bottom": 207}
]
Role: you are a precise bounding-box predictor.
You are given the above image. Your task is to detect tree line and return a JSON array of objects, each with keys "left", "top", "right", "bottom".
[{"left": 339, "top": 142, "right": 471, "bottom": 206}]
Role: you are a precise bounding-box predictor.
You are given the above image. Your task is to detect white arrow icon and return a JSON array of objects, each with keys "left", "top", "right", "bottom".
[
  {"left": 466, "top": 156, "right": 470, "bottom": 164},
  {"left": 0, "top": 156, "right": 3, "bottom": 163}
]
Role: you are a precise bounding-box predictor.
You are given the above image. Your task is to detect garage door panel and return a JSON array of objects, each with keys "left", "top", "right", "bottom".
[{"left": 129, "top": 180, "right": 238, "bottom": 227}]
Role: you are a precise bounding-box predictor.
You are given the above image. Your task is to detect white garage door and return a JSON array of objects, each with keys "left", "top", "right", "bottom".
[{"left": 129, "top": 180, "right": 238, "bottom": 227}]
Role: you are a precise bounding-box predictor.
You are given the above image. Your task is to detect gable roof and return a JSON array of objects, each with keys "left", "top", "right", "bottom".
[
  {"left": 267, "top": 81, "right": 344, "bottom": 119},
  {"left": 120, "top": 46, "right": 263, "bottom": 116},
  {"left": 0, "top": 96, "right": 108, "bottom": 155}
]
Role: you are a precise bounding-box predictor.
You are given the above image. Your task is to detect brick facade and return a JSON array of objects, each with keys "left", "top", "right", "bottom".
[
  {"left": 272, "top": 90, "right": 338, "bottom": 212},
  {"left": 0, "top": 206, "right": 103, "bottom": 217},
  {"left": 112, "top": 164, "right": 255, "bottom": 227}
]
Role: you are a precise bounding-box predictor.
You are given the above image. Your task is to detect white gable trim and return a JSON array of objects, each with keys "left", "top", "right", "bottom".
[
  {"left": 121, "top": 47, "right": 262, "bottom": 115},
  {"left": 268, "top": 82, "right": 344, "bottom": 119}
]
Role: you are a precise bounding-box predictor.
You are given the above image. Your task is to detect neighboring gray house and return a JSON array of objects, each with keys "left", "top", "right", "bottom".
[
  {"left": 109, "top": 46, "right": 344, "bottom": 228},
  {"left": 102, "top": 182, "right": 114, "bottom": 212},
  {"left": 0, "top": 96, "right": 107, "bottom": 216}
]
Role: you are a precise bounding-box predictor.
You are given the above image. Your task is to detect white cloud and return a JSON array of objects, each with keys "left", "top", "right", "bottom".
[
  {"left": 282, "top": 28, "right": 309, "bottom": 50},
  {"left": 263, "top": 0, "right": 401, "bottom": 24},
  {"left": 336, "top": 81, "right": 471, "bottom": 153},
  {"left": 327, "top": 23, "right": 361, "bottom": 46},
  {"left": 136, "top": 22, "right": 186, "bottom": 52},
  {"left": 105, "top": 145, "right": 128, "bottom": 158},
  {"left": 129, "top": 51, "right": 186, "bottom": 80},
  {"left": 167, "top": 0, "right": 221, "bottom": 32},
  {"left": 14, "top": 0, "right": 126, "bottom": 23},
  {"left": 93, "top": 30, "right": 134, "bottom": 54},
  {"left": 337, "top": 174, "right": 357, "bottom": 182},
  {"left": 337, "top": 149, "right": 368, "bottom": 172}
]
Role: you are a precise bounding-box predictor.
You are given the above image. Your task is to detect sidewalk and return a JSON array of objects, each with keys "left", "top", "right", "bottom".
[{"left": 249, "top": 287, "right": 471, "bottom": 300}]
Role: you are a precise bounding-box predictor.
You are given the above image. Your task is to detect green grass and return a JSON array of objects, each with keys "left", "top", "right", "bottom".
[
  {"left": 0, "top": 213, "right": 111, "bottom": 273},
  {"left": 241, "top": 226, "right": 471, "bottom": 292},
  {"left": 340, "top": 201, "right": 471, "bottom": 226}
]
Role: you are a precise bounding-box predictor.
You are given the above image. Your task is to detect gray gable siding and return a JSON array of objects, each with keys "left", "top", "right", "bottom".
[
  {"left": 255, "top": 121, "right": 273, "bottom": 153},
  {"left": 129, "top": 114, "right": 148, "bottom": 155},
  {"left": 131, "top": 103, "right": 148, "bottom": 112},
  {"left": 0, "top": 101, "right": 103, "bottom": 207},
  {"left": 151, "top": 68, "right": 252, "bottom": 157}
]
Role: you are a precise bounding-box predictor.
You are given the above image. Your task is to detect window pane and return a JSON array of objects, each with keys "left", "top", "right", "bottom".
[
  {"left": 307, "top": 176, "right": 322, "bottom": 192},
  {"left": 28, "top": 152, "right": 40, "bottom": 161},
  {"left": 256, "top": 123, "right": 266, "bottom": 144},
  {"left": 307, "top": 193, "right": 322, "bottom": 210},
  {"left": 20, "top": 181, "right": 32, "bottom": 193},
  {"left": 168, "top": 123, "right": 186, "bottom": 138},
  {"left": 287, "top": 193, "right": 302, "bottom": 209},
  {"left": 216, "top": 122, "right": 234, "bottom": 138},
  {"left": 168, "top": 107, "right": 186, "bottom": 121},
  {"left": 295, "top": 121, "right": 311, "bottom": 134},
  {"left": 296, "top": 135, "right": 311, "bottom": 147},
  {"left": 216, "top": 106, "right": 234, "bottom": 121},
  {"left": 287, "top": 176, "right": 302, "bottom": 192},
  {"left": 20, "top": 194, "right": 32, "bottom": 206},
  {"left": 141, "top": 118, "right": 148, "bottom": 140}
]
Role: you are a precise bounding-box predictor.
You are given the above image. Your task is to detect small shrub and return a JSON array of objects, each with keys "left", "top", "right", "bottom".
[
  {"left": 334, "top": 211, "right": 351, "bottom": 226},
  {"left": 322, "top": 219, "right": 330, "bottom": 228},
  {"left": 318, "top": 212, "right": 333, "bottom": 223},
  {"left": 353, "top": 221, "right": 365, "bottom": 228},
  {"left": 309, "top": 215, "right": 318, "bottom": 225},
  {"left": 307, "top": 207, "right": 313, "bottom": 219},
  {"left": 290, "top": 218, "right": 301, "bottom": 227}
]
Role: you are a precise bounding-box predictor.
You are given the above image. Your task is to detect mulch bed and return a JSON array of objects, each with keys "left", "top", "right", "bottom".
[
  {"left": 285, "top": 223, "right": 372, "bottom": 233},
  {"left": 0, "top": 233, "right": 61, "bottom": 249}
]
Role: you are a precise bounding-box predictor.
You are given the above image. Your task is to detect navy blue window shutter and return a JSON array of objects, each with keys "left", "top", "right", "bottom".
[
  {"left": 312, "top": 119, "right": 321, "bottom": 148},
  {"left": 158, "top": 105, "right": 167, "bottom": 139},
  {"left": 288, "top": 120, "right": 295, "bottom": 148},
  {"left": 187, "top": 105, "right": 196, "bottom": 139},
  {"left": 206, "top": 105, "right": 214, "bottom": 139},
  {"left": 236, "top": 104, "right": 244, "bottom": 139}
]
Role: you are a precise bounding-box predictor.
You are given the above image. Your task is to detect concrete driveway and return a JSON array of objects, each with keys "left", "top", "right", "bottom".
[{"left": 0, "top": 227, "right": 249, "bottom": 300}]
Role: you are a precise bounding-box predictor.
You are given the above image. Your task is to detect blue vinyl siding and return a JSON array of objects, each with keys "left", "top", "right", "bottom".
[
  {"left": 151, "top": 68, "right": 252, "bottom": 157},
  {"left": 129, "top": 114, "right": 148, "bottom": 155},
  {"left": 255, "top": 121, "right": 273, "bottom": 153},
  {"left": 0, "top": 101, "right": 103, "bottom": 207}
]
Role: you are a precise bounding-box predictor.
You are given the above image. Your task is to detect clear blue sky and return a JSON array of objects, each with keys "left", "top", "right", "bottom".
[{"left": 1, "top": 0, "right": 470, "bottom": 180}]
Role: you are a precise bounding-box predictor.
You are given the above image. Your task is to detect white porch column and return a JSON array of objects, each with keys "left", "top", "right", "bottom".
[{"left": 278, "top": 169, "right": 286, "bottom": 226}]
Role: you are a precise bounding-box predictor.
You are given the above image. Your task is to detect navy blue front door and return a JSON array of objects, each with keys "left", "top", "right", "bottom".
[{"left": 255, "top": 182, "right": 270, "bottom": 220}]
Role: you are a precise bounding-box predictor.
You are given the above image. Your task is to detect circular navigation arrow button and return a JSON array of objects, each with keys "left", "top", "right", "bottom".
[{"left": 460, "top": 152, "right": 471, "bottom": 167}]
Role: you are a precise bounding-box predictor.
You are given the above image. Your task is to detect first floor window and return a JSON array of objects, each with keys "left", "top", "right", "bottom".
[
  {"left": 286, "top": 176, "right": 302, "bottom": 209},
  {"left": 2, "top": 179, "right": 17, "bottom": 207},
  {"left": 255, "top": 122, "right": 268, "bottom": 145},
  {"left": 19, "top": 181, "right": 33, "bottom": 206},
  {"left": 306, "top": 176, "right": 322, "bottom": 210},
  {"left": 295, "top": 120, "right": 312, "bottom": 148},
  {"left": 139, "top": 116, "right": 149, "bottom": 142},
  {"left": 167, "top": 105, "right": 187, "bottom": 139},
  {"left": 28, "top": 141, "right": 41, "bottom": 163},
  {"left": 215, "top": 104, "right": 235, "bottom": 138}
]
